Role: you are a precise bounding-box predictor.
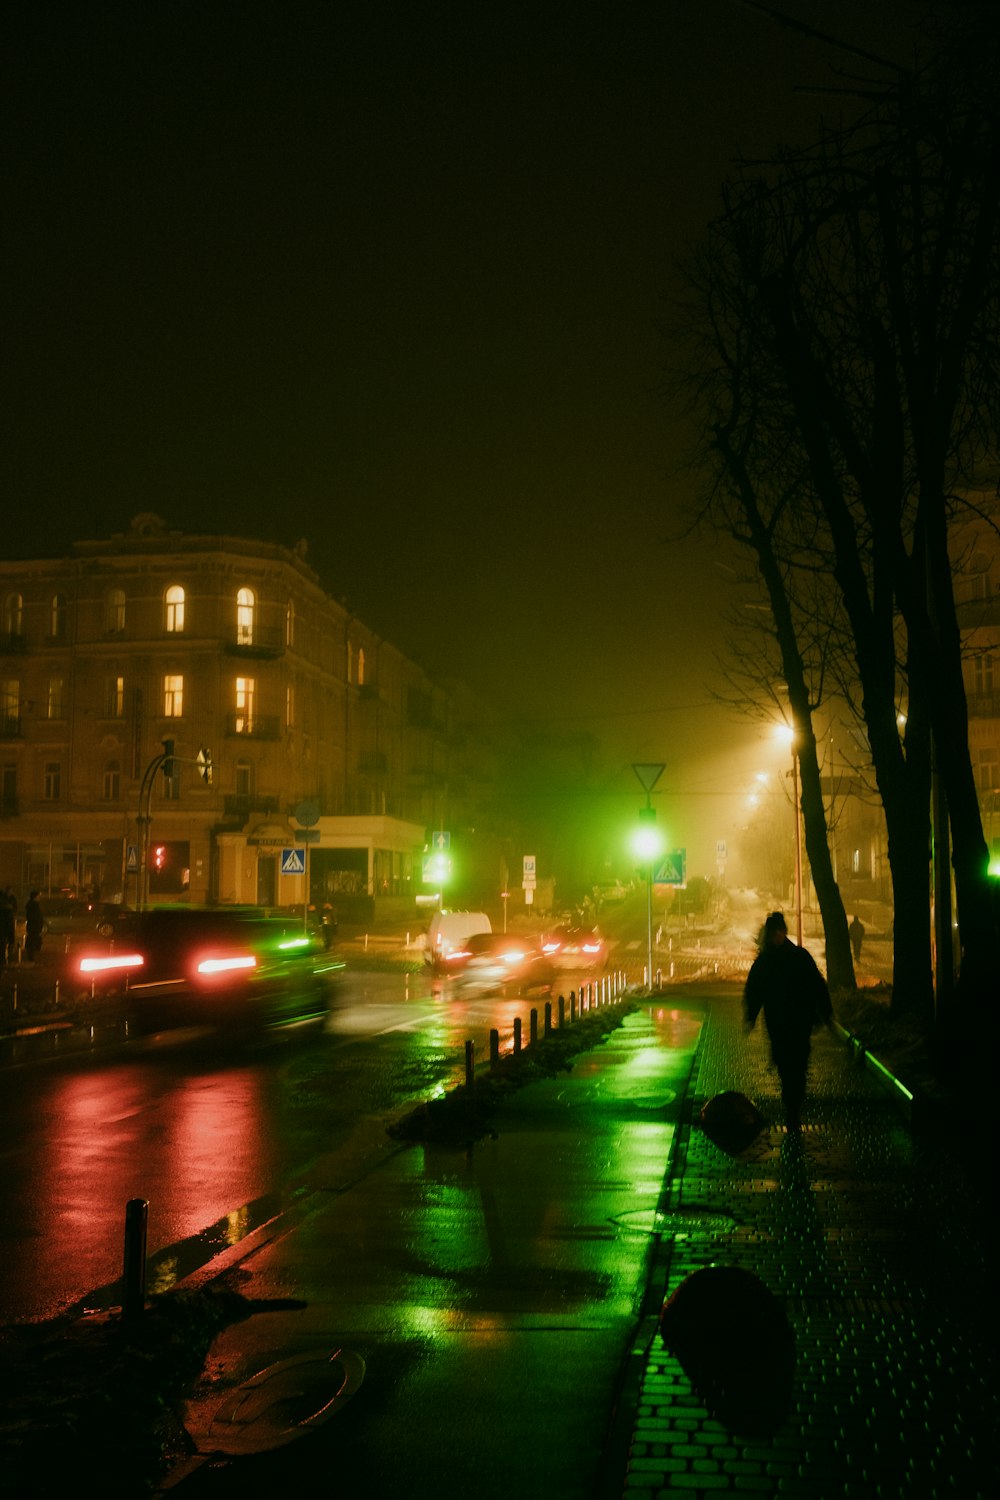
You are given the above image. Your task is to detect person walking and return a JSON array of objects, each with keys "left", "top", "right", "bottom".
[
  {"left": 0, "top": 890, "right": 14, "bottom": 971},
  {"left": 24, "top": 889, "right": 43, "bottom": 964},
  {"left": 848, "top": 914, "right": 865, "bottom": 962},
  {"left": 744, "top": 910, "right": 833, "bottom": 1128}
]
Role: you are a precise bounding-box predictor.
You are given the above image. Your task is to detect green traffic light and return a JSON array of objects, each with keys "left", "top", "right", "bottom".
[{"left": 631, "top": 806, "right": 664, "bottom": 861}]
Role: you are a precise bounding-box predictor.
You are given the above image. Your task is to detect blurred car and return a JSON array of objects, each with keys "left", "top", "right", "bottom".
[
  {"left": 452, "top": 931, "right": 557, "bottom": 994},
  {"left": 425, "top": 910, "right": 492, "bottom": 973},
  {"left": 72, "top": 906, "right": 342, "bottom": 1033},
  {"left": 36, "top": 895, "right": 136, "bottom": 940},
  {"left": 540, "top": 925, "right": 609, "bottom": 969}
]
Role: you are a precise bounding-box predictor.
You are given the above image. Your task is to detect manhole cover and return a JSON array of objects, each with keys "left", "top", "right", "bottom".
[
  {"left": 192, "top": 1346, "right": 366, "bottom": 1456},
  {"left": 613, "top": 1208, "right": 736, "bottom": 1235}
]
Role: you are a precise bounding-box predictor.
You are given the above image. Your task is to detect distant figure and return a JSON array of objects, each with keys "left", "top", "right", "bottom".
[
  {"left": 320, "top": 902, "right": 338, "bottom": 951},
  {"left": 744, "top": 911, "right": 833, "bottom": 1128},
  {"left": 24, "top": 890, "right": 43, "bottom": 963},
  {"left": 0, "top": 892, "right": 14, "bottom": 969},
  {"left": 848, "top": 915, "right": 865, "bottom": 962}
]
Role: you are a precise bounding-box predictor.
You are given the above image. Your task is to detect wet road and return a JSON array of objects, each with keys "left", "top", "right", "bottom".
[{"left": 0, "top": 968, "right": 567, "bottom": 1326}]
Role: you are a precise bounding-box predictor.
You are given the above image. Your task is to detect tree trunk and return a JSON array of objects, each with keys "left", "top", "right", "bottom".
[{"left": 797, "top": 724, "right": 853, "bottom": 988}]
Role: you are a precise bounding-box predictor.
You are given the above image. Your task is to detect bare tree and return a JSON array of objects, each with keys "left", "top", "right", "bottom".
[{"left": 672, "top": 16, "right": 1000, "bottom": 1034}]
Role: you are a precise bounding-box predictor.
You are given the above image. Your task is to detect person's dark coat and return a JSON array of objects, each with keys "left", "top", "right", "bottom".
[
  {"left": 744, "top": 936, "right": 832, "bottom": 1121},
  {"left": 25, "top": 893, "right": 43, "bottom": 961}
]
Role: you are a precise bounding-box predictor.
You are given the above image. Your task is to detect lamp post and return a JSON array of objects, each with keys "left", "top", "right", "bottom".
[
  {"left": 777, "top": 726, "right": 804, "bottom": 945},
  {"left": 790, "top": 743, "right": 804, "bottom": 945}
]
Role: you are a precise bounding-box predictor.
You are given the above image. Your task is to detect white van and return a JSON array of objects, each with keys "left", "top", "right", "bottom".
[{"left": 425, "top": 910, "right": 492, "bottom": 971}]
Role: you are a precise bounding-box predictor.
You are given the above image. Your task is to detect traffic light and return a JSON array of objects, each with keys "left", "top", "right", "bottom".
[
  {"left": 152, "top": 844, "right": 168, "bottom": 872},
  {"left": 161, "top": 738, "right": 175, "bottom": 779},
  {"left": 631, "top": 805, "right": 663, "bottom": 862}
]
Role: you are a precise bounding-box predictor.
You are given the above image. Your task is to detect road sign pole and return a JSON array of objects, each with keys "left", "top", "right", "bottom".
[{"left": 645, "top": 857, "right": 654, "bottom": 989}]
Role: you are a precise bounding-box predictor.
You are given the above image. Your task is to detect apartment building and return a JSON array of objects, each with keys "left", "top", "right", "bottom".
[{"left": 0, "top": 513, "right": 491, "bottom": 912}]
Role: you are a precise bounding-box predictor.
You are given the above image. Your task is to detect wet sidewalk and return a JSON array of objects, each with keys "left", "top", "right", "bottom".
[
  {"left": 158, "top": 998, "right": 704, "bottom": 1497},
  {"left": 154, "top": 986, "right": 994, "bottom": 1498},
  {"left": 620, "top": 989, "right": 994, "bottom": 1499}
]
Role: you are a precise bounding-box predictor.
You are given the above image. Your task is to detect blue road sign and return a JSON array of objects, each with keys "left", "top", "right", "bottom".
[{"left": 281, "top": 848, "right": 306, "bottom": 875}]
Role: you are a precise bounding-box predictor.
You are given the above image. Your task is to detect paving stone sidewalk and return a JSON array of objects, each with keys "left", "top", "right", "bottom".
[{"left": 619, "top": 989, "right": 994, "bottom": 1499}]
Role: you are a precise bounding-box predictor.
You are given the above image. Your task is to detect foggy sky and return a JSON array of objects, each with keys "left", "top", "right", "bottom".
[{"left": 2, "top": 0, "right": 940, "bottom": 876}]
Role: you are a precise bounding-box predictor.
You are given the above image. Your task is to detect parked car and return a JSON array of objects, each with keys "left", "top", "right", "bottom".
[
  {"left": 541, "top": 925, "right": 609, "bottom": 969},
  {"left": 452, "top": 931, "right": 557, "bottom": 994},
  {"left": 72, "top": 906, "right": 341, "bottom": 1033},
  {"left": 37, "top": 895, "right": 136, "bottom": 940}
]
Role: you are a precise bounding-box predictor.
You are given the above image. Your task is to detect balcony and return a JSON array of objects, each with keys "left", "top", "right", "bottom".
[
  {"left": 225, "top": 714, "right": 281, "bottom": 740},
  {"left": 1, "top": 716, "right": 22, "bottom": 740},
  {"left": 223, "top": 794, "right": 281, "bottom": 821},
  {"left": 224, "top": 626, "right": 285, "bottom": 660},
  {"left": 359, "top": 751, "right": 388, "bottom": 773}
]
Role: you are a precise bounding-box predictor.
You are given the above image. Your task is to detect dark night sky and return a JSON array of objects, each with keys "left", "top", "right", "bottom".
[{"left": 2, "top": 0, "right": 942, "bottom": 872}]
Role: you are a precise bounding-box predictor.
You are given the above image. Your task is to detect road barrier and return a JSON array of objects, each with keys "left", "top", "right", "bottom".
[{"left": 462, "top": 968, "right": 631, "bottom": 1080}]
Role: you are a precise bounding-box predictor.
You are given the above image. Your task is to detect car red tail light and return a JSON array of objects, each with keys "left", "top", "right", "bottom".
[
  {"left": 195, "top": 953, "right": 257, "bottom": 977},
  {"left": 78, "top": 953, "right": 145, "bottom": 975}
]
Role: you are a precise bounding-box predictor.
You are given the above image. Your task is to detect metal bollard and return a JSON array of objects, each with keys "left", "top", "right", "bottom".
[
  {"left": 123, "top": 1197, "right": 148, "bottom": 1320},
  {"left": 544, "top": 1000, "right": 552, "bottom": 1037},
  {"left": 558, "top": 994, "right": 565, "bottom": 1028},
  {"left": 465, "top": 1039, "right": 475, "bottom": 1088},
  {"left": 513, "top": 1015, "right": 522, "bottom": 1054},
  {"left": 489, "top": 1028, "right": 500, "bottom": 1069},
  {"left": 530, "top": 1008, "right": 538, "bottom": 1045}
]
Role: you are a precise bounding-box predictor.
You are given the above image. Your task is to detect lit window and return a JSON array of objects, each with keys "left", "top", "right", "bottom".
[
  {"left": 3, "top": 593, "right": 23, "bottom": 636},
  {"left": 974, "top": 653, "right": 995, "bottom": 696},
  {"left": 358, "top": 647, "right": 366, "bottom": 686},
  {"left": 977, "top": 747, "right": 1000, "bottom": 792},
  {"left": 163, "top": 674, "right": 184, "bottom": 717},
  {"left": 47, "top": 678, "right": 64, "bottom": 719},
  {"left": 286, "top": 684, "right": 294, "bottom": 728},
  {"left": 237, "top": 587, "right": 255, "bottom": 645},
  {"left": 164, "top": 585, "right": 185, "bottom": 633},
  {"left": 49, "top": 594, "right": 67, "bottom": 639},
  {"left": 102, "top": 760, "right": 121, "bottom": 801},
  {"left": 285, "top": 598, "right": 295, "bottom": 646},
  {"left": 235, "top": 676, "right": 256, "bottom": 733},
  {"left": 106, "top": 588, "right": 126, "bottom": 633},
  {"left": 105, "top": 675, "right": 125, "bottom": 718},
  {"left": 43, "top": 762, "right": 61, "bottom": 800},
  {"left": 1, "top": 680, "right": 19, "bottom": 735}
]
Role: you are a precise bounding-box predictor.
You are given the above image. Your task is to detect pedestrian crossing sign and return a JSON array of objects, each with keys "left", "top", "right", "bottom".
[{"left": 281, "top": 848, "right": 306, "bottom": 875}]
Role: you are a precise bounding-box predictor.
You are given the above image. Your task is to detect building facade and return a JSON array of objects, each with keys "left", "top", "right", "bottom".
[{"left": 0, "top": 514, "right": 493, "bottom": 914}]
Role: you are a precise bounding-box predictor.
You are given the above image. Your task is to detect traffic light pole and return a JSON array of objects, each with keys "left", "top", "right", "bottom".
[
  {"left": 136, "top": 751, "right": 167, "bottom": 912},
  {"left": 134, "top": 743, "right": 212, "bottom": 910}
]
